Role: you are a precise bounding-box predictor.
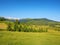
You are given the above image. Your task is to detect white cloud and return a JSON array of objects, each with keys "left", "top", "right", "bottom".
[{"left": 4, "top": 16, "right": 20, "bottom": 20}]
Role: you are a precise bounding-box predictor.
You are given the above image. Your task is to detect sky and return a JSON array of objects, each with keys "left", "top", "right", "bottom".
[{"left": 0, "top": 0, "right": 60, "bottom": 21}]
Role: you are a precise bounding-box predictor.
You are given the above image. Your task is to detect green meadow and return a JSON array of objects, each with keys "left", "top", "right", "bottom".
[{"left": 0, "top": 31, "right": 60, "bottom": 45}]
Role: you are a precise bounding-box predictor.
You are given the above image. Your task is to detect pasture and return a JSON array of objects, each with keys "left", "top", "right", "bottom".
[{"left": 0, "top": 31, "right": 60, "bottom": 45}]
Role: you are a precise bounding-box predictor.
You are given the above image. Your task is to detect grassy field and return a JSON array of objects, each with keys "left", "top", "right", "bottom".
[
  {"left": 0, "top": 31, "right": 60, "bottom": 45},
  {"left": 0, "top": 23, "right": 7, "bottom": 29}
]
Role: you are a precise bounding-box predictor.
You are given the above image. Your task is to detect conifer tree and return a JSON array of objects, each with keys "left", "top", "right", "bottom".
[
  {"left": 14, "top": 19, "right": 19, "bottom": 31},
  {"left": 7, "top": 22, "right": 12, "bottom": 31}
]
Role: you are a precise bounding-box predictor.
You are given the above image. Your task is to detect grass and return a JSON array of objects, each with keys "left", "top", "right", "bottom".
[
  {"left": 0, "top": 23, "right": 7, "bottom": 29},
  {"left": 0, "top": 31, "right": 60, "bottom": 45}
]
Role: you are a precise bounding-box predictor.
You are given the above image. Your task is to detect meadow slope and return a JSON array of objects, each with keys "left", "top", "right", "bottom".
[{"left": 0, "top": 31, "right": 60, "bottom": 45}]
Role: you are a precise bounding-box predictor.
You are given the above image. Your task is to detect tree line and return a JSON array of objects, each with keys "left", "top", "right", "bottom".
[{"left": 7, "top": 19, "right": 48, "bottom": 32}]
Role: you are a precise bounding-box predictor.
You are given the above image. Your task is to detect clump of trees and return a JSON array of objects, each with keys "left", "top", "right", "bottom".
[
  {"left": 7, "top": 19, "right": 60, "bottom": 32},
  {"left": 0, "top": 17, "right": 6, "bottom": 21},
  {"left": 7, "top": 19, "right": 48, "bottom": 32}
]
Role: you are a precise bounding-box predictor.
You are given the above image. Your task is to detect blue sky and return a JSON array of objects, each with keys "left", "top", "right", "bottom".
[{"left": 0, "top": 0, "right": 60, "bottom": 21}]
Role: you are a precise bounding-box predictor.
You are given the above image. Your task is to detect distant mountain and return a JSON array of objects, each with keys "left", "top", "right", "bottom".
[
  {"left": 19, "top": 18, "right": 60, "bottom": 27},
  {"left": 0, "top": 17, "right": 60, "bottom": 26},
  {"left": 20, "top": 18, "right": 57, "bottom": 22}
]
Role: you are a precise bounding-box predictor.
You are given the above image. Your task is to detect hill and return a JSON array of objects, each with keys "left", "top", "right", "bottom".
[
  {"left": 0, "top": 17, "right": 60, "bottom": 32},
  {"left": 20, "top": 18, "right": 60, "bottom": 27}
]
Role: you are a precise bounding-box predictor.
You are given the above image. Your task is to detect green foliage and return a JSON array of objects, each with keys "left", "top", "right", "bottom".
[
  {"left": 0, "top": 17, "right": 6, "bottom": 21},
  {"left": 7, "top": 22, "right": 12, "bottom": 31},
  {"left": 14, "top": 19, "right": 20, "bottom": 31}
]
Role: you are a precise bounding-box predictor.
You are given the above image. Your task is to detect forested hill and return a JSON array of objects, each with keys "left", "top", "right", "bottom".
[
  {"left": 20, "top": 18, "right": 60, "bottom": 26},
  {"left": 0, "top": 17, "right": 60, "bottom": 26}
]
